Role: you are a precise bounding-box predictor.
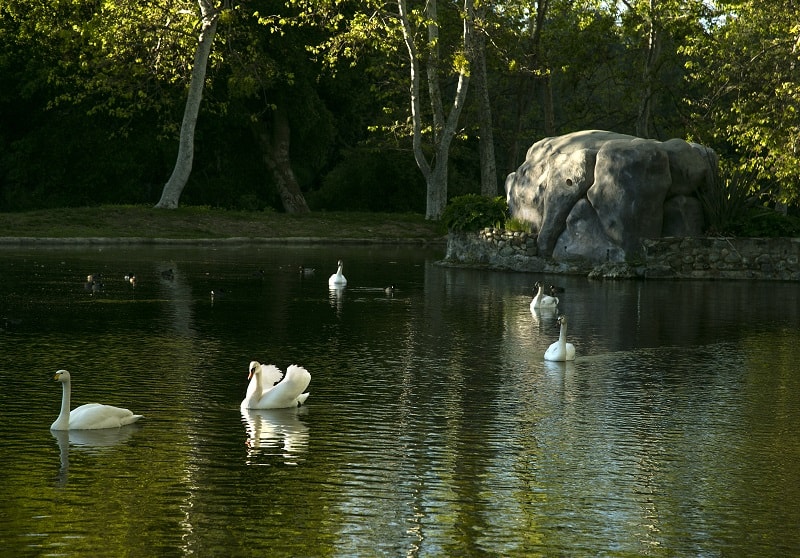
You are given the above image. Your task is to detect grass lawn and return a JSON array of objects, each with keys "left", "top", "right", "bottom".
[{"left": 0, "top": 205, "right": 447, "bottom": 242}]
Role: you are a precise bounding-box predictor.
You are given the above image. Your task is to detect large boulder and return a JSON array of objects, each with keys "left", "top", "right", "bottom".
[{"left": 505, "top": 130, "right": 715, "bottom": 263}]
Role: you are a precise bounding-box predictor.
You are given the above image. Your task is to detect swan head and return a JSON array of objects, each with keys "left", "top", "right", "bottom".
[
  {"left": 53, "top": 369, "right": 71, "bottom": 383},
  {"left": 557, "top": 315, "right": 567, "bottom": 326},
  {"left": 248, "top": 360, "right": 261, "bottom": 380}
]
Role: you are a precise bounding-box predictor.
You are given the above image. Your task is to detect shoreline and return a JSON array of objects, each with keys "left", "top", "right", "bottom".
[
  {"left": 0, "top": 236, "right": 447, "bottom": 246},
  {"left": 444, "top": 231, "right": 800, "bottom": 281}
]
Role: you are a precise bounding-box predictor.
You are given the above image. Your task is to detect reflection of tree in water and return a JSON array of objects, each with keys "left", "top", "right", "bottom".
[{"left": 156, "top": 264, "right": 196, "bottom": 339}]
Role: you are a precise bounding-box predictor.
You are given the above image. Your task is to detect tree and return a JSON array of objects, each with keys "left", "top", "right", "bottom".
[
  {"left": 472, "top": 2, "right": 498, "bottom": 197},
  {"left": 618, "top": 0, "right": 709, "bottom": 139},
  {"left": 155, "top": 0, "right": 219, "bottom": 209},
  {"left": 299, "top": 0, "right": 477, "bottom": 219},
  {"left": 221, "top": 0, "right": 335, "bottom": 214},
  {"left": 683, "top": 0, "right": 800, "bottom": 204},
  {"left": 398, "top": 0, "right": 475, "bottom": 219},
  {"left": 249, "top": 105, "right": 311, "bottom": 214},
  {"left": 0, "top": 0, "right": 200, "bottom": 209},
  {"left": 499, "top": 0, "right": 553, "bottom": 172}
]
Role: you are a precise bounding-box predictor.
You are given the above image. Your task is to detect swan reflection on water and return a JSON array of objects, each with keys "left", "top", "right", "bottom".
[
  {"left": 241, "top": 408, "right": 310, "bottom": 465},
  {"left": 542, "top": 359, "right": 576, "bottom": 376},
  {"left": 329, "top": 286, "right": 345, "bottom": 315},
  {"left": 530, "top": 305, "right": 559, "bottom": 327},
  {"left": 52, "top": 425, "right": 142, "bottom": 486}
]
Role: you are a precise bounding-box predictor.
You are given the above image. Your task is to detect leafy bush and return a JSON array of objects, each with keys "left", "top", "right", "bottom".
[
  {"left": 700, "top": 160, "right": 800, "bottom": 237},
  {"left": 308, "top": 148, "right": 425, "bottom": 212},
  {"left": 732, "top": 207, "right": 800, "bottom": 237},
  {"left": 441, "top": 194, "right": 508, "bottom": 232},
  {"left": 700, "top": 162, "right": 755, "bottom": 236}
]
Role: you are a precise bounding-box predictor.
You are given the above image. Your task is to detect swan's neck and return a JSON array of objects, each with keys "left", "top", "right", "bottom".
[
  {"left": 559, "top": 322, "right": 567, "bottom": 346},
  {"left": 52, "top": 380, "right": 71, "bottom": 430},
  {"left": 337, "top": 264, "right": 343, "bottom": 276}
]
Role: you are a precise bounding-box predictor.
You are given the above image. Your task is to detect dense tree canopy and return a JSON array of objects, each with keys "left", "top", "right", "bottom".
[{"left": 0, "top": 0, "right": 798, "bottom": 214}]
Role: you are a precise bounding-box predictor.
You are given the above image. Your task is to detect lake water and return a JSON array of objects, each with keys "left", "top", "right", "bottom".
[{"left": 0, "top": 243, "right": 798, "bottom": 557}]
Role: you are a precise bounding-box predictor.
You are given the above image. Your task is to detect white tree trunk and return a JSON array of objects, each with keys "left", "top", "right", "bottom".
[
  {"left": 398, "top": 0, "right": 474, "bottom": 220},
  {"left": 155, "top": 0, "right": 218, "bottom": 209}
]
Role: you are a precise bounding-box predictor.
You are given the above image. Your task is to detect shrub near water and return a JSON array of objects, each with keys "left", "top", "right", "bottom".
[
  {"left": 701, "top": 162, "right": 800, "bottom": 237},
  {"left": 700, "top": 164, "right": 755, "bottom": 235},
  {"left": 441, "top": 195, "right": 508, "bottom": 232}
]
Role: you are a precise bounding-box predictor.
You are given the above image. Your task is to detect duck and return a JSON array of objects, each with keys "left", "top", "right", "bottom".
[
  {"left": 241, "top": 361, "right": 311, "bottom": 409},
  {"left": 548, "top": 284, "right": 565, "bottom": 296},
  {"left": 544, "top": 315, "right": 576, "bottom": 362},
  {"left": 50, "top": 369, "right": 143, "bottom": 430},
  {"left": 328, "top": 260, "right": 347, "bottom": 287},
  {"left": 384, "top": 285, "right": 395, "bottom": 294},
  {"left": 84, "top": 274, "right": 104, "bottom": 294},
  {"left": 299, "top": 265, "right": 315, "bottom": 277},
  {"left": 84, "top": 274, "right": 104, "bottom": 295},
  {"left": 531, "top": 281, "right": 559, "bottom": 310}
]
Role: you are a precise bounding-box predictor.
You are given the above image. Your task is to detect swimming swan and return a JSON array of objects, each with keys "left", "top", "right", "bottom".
[
  {"left": 50, "top": 369, "right": 143, "bottom": 430},
  {"left": 328, "top": 260, "right": 347, "bottom": 287},
  {"left": 241, "top": 361, "right": 311, "bottom": 409},
  {"left": 544, "top": 315, "right": 576, "bottom": 361},
  {"left": 531, "top": 281, "right": 559, "bottom": 310}
]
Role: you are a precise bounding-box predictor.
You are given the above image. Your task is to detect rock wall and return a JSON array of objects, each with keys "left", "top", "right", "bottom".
[
  {"left": 642, "top": 236, "right": 800, "bottom": 280},
  {"left": 444, "top": 229, "right": 590, "bottom": 274},
  {"left": 443, "top": 229, "right": 800, "bottom": 281}
]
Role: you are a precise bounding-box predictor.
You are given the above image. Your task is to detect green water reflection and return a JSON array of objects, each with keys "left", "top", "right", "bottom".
[{"left": 0, "top": 245, "right": 798, "bottom": 557}]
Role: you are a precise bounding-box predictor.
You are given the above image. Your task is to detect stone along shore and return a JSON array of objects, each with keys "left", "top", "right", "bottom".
[{"left": 444, "top": 228, "right": 800, "bottom": 281}]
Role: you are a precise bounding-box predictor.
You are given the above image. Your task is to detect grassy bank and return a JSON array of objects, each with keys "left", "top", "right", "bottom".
[{"left": 0, "top": 205, "right": 447, "bottom": 241}]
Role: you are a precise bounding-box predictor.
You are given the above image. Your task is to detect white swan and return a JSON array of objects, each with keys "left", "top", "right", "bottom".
[
  {"left": 544, "top": 315, "right": 576, "bottom": 361},
  {"left": 50, "top": 369, "right": 143, "bottom": 430},
  {"left": 328, "top": 259, "right": 347, "bottom": 287},
  {"left": 531, "top": 281, "right": 559, "bottom": 310},
  {"left": 241, "top": 361, "right": 311, "bottom": 409}
]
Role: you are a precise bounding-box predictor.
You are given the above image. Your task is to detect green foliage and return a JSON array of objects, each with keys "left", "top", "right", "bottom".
[
  {"left": 731, "top": 208, "right": 800, "bottom": 238},
  {"left": 2, "top": 0, "right": 800, "bottom": 220},
  {"left": 306, "top": 148, "right": 425, "bottom": 212},
  {"left": 700, "top": 161, "right": 800, "bottom": 237},
  {"left": 504, "top": 217, "right": 531, "bottom": 233},
  {"left": 700, "top": 163, "right": 757, "bottom": 236},
  {"left": 441, "top": 195, "right": 507, "bottom": 232},
  {"left": 682, "top": 0, "right": 800, "bottom": 205}
]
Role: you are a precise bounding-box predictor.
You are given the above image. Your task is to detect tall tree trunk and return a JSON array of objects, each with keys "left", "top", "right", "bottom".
[
  {"left": 543, "top": 72, "right": 555, "bottom": 136},
  {"left": 155, "top": 0, "right": 218, "bottom": 209},
  {"left": 505, "top": 0, "right": 549, "bottom": 175},
  {"left": 398, "top": 0, "right": 474, "bottom": 220},
  {"left": 636, "top": 0, "right": 661, "bottom": 138},
  {"left": 251, "top": 107, "right": 310, "bottom": 214},
  {"left": 473, "top": 7, "right": 498, "bottom": 197}
]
